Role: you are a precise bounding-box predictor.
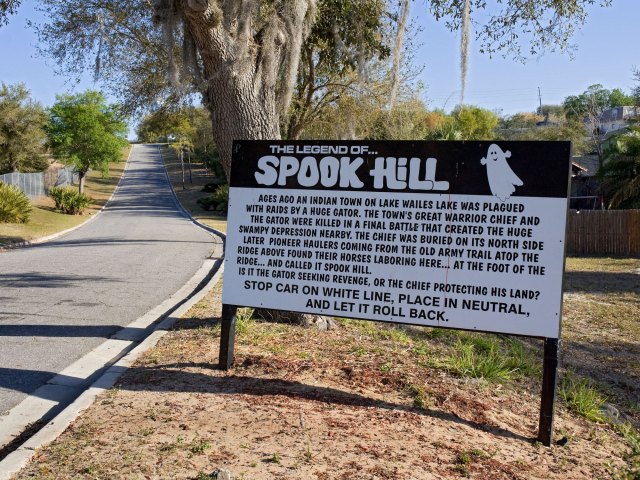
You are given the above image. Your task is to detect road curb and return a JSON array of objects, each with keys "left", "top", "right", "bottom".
[{"left": 0, "top": 145, "right": 135, "bottom": 251}]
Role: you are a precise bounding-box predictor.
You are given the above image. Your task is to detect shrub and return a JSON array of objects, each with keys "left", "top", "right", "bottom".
[
  {"left": 197, "top": 184, "right": 229, "bottom": 214},
  {"left": 49, "top": 186, "right": 92, "bottom": 214},
  {"left": 196, "top": 150, "right": 225, "bottom": 179},
  {"left": 0, "top": 182, "right": 32, "bottom": 223},
  {"left": 201, "top": 180, "right": 224, "bottom": 193}
]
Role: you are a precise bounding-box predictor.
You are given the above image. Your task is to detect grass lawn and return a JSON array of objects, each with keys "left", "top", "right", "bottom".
[{"left": 0, "top": 148, "right": 129, "bottom": 248}]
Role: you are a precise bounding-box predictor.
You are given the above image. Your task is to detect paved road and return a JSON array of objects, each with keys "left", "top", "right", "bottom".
[{"left": 0, "top": 145, "right": 216, "bottom": 415}]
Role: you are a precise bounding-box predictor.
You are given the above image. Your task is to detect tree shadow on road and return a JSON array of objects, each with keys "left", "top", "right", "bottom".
[
  {"left": 0, "top": 272, "right": 120, "bottom": 288},
  {"left": 0, "top": 235, "right": 26, "bottom": 247}
]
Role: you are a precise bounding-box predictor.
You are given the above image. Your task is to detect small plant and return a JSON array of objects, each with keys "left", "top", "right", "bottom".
[
  {"left": 411, "top": 342, "right": 430, "bottom": 357},
  {"left": 378, "top": 326, "right": 412, "bottom": 343},
  {"left": 197, "top": 149, "right": 225, "bottom": 178},
  {"left": 454, "top": 449, "right": 487, "bottom": 477},
  {"left": 406, "top": 384, "right": 432, "bottom": 409},
  {"left": 235, "top": 307, "right": 255, "bottom": 335},
  {"left": 455, "top": 451, "right": 473, "bottom": 477},
  {"left": 82, "top": 465, "right": 97, "bottom": 475},
  {"left": 197, "top": 184, "right": 229, "bottom": 213},
  {"left": 201, "top": 181, "right": 224, "bottom": 192},
  {"left": 446, "top": 339, "right": 514, "bottom": 381},
  {"left": 379, "top": 362, "right": 392, "bottom": 373},
  {"left": 195, "top": 472, "right": 215, "bottom": 480},
  {"left": 615, "top": 423, "right": 640, "bottom": 479},
  {"left": 268, "top": 452, "right": 281, "bottom": 464},
  {"left": 559, "top": 372, "right": 607, "bottom": 422},
  {"left": 49, "top": 186, "right": 92, "bottom": 214},
  {"left": 0, "top": 182, "right": 32, "bottom": 223},
  {"left": 267, "top": 344, "right": 285, "bottom": 354},
  {"left": 211, "top": 183, "right": 229, "bottom": 211},
  {"left": 350, "top": 346, "right": 369, "bottom": 357},
  {"left": 503, "top": 338, "right": 541, "bottom": 378},
  {"left": 298, "top": 411, "right": 317, "bottom": 463},
  {"left": 190, "top": 438, "right": 211, "bottom": 454}
]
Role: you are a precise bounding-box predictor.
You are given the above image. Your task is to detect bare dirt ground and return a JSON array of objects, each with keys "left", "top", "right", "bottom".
[{"left": 14, "top": 256, "right": 639, "bottom": 480}]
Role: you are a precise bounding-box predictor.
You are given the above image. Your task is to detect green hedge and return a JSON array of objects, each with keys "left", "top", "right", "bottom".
[
  {"left": 0, "top": 182, "right": 32, "bottom": 223},
  {"left": 49, "top": 186, "right": 92, "bottom": 215},
  {"left": 197, "top": 184, "right": 229, "bottom": 214}
]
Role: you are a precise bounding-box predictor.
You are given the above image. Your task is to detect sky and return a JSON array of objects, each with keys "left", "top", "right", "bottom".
[
  {"left": 414, "top": 0, "right": 638, "bottom": 115},
  {"left": 0, "top": 0, "right": 638, "bottom": 121}
]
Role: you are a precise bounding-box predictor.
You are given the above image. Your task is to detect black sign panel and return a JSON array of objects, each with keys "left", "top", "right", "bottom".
[{"left": 230, "top": 140, "right": 571, "bottom": 198}]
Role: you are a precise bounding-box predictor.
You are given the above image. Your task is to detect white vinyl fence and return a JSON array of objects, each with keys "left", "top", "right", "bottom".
[{"left": 0, "top": 167, "right": 79, "bottom": 198}]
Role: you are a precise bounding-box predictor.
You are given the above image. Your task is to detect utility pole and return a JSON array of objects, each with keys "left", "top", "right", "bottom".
[{"left": 538, "top": 87, "right": 543, "bottom": 114}]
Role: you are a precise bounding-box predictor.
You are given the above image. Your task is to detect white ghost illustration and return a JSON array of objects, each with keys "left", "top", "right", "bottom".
[{"left": 480, "top": 144, "right": 523, "bottom": 201}]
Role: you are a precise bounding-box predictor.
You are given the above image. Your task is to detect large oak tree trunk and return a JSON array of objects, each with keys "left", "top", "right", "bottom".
[
  {"left": 204, "top": 72, "right": 280, "bottom": 176},
  {"left": 181, "top": 0, "right": 315, "bottom": 177},
  {"left": 180, "top": 1, "right": 332, "bottom": 328}
]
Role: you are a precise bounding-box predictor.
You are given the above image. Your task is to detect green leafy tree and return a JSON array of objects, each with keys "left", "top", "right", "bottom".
[
  {"left": 47, "top": 90, "right": 128, "bottom": 193},
  {"left": 499, "top": 109, "right": 589, "bottom": 155},
  {"left": 563, "top": 84, "right": 611, "bottom": 120},
  {"left": 300, "top": 93, "right": 375, "bottom": 140},
  {"left": 368, "top": 97, "right": 432, "bottom": 140},
  {"left": 0, "top": 0, "right": 19, "bottom": 25},
  {"left": 564, "top": 85, "right": 609, "bottom": 164},
  {"left": 564, "top": 85, "right": 635, "bottom": 118},
  {"left": 0, "top": 83, "right": 48, "bottom": 174},
  {"left": 284, "top": 0, "right": 396, "bottom": 139},
  {"left": 136, "top": 108, "right": 193, "bottom": 143},
  {"left": 451, "top": 105, "right": 499, "bottom": 140},
  {"left": 31, "top": 0, "right": 613, "bottom": 177},
  {"left": 634, "top": 68, "right": 640, "bottom": 104},
  {"left": 537, "top": 104, "right": 566, "bottom": 122},
  {"left": 609, "top": 88, "right": 635, "bottom": 108},
  {"left": 136, "top": 105, "right": 214, "bottom": 152},
  {"left": 189, "top": 107, "right": 214, "bottom": 153},
  {"left": 598, "top": 126, "right": 640, "bottom": 209},
  {"left": 563, "top": 84, "right": 636, "bottom": 164},
  {"left": 500, "top": 112, "right": 543, "bottom": 130}
]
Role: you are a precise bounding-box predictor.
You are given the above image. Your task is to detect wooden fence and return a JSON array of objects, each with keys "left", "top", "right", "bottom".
[{"left": 566, "top": 210, "right": 640, "bottom": 257}]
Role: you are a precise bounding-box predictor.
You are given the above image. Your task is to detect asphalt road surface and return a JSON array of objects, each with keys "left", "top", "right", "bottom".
[{"left": 0, "top": 145, "right": 216, "bottom": 415}]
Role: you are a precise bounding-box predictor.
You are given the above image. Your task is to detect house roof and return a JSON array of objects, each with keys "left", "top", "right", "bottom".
[
  {"left": 572, "top": 155, "right": 600, "bottom": 177},
  {"left": 600, "top": 106, "right": 640, "bottom": 123},
  {"left": 572, "top": 161, "right": 587, "bottom": 173}
]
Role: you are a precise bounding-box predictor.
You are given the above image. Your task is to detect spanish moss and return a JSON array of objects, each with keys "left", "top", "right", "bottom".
[
  {"left": 389, "top": 0, "right": 409, "bottom": 110},
  {"left": 460, "top": 0, "right": 471, "bottom": 106}
]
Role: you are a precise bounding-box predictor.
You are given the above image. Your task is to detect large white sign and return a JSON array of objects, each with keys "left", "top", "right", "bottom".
[{"left": 222, "top": 141, "right": 571, "bottom": 338}]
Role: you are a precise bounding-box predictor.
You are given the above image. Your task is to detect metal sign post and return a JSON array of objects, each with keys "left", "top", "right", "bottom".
[
  {"left": 537, "top": 337, "right": 560, "bottom": 446},
  {"left": 219, "top": 304, "right": 238, "bottom": 370}
]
